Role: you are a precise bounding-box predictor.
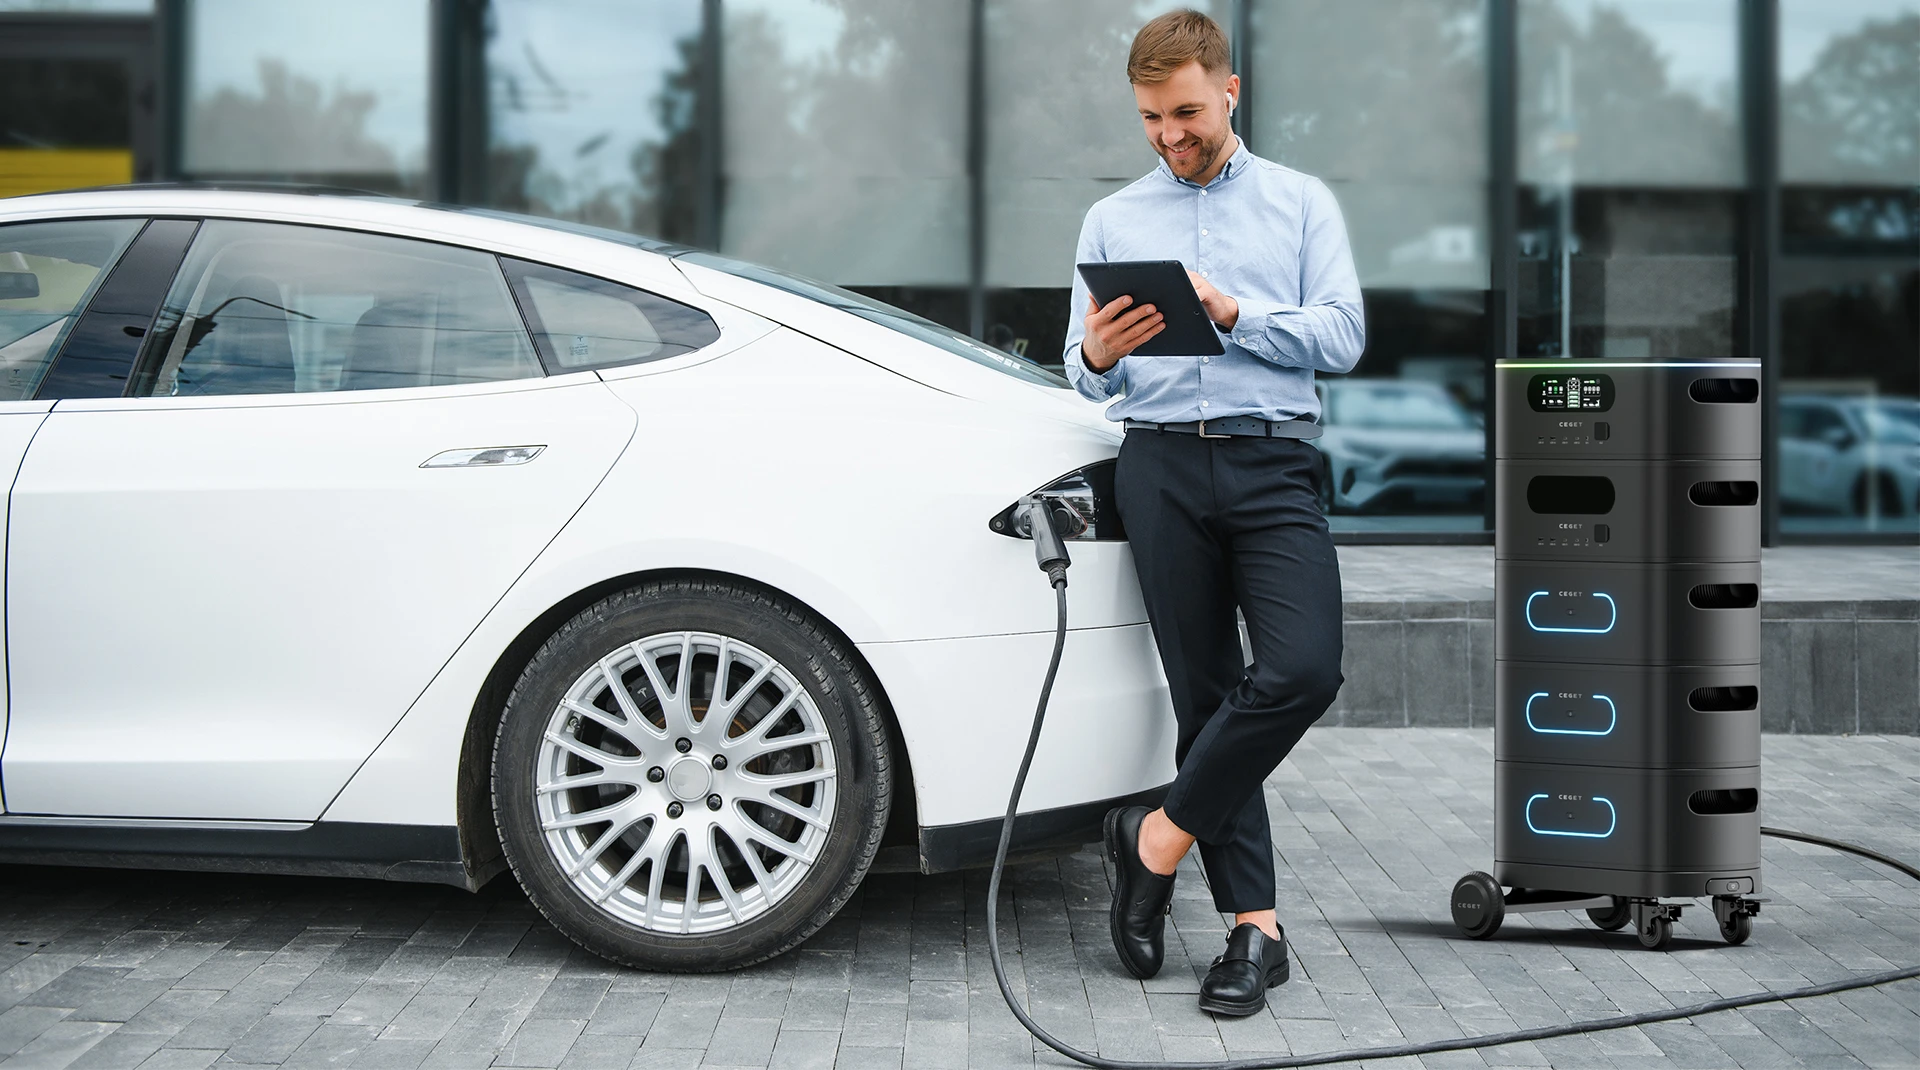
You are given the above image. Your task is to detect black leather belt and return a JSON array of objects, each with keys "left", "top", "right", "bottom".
[{"left": 1124, "top": 415, "right": 1322, "bottom": 440}]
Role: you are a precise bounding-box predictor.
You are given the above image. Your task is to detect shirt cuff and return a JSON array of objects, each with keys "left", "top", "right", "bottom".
[
  {"left": 1226, "top": 297, "right": 1282, "bottom": 352},
  {"left": 1068, "top": 345, "right": 1120, "bottom": 400}
]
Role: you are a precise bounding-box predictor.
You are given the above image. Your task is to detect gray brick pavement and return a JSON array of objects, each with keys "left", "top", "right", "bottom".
[{"left": 2, "top": 729, "right": 1916, "bottom": 1070}]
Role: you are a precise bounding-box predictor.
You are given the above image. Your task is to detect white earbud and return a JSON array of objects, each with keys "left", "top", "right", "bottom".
[{"left": 1227, "top": 93, "right": 1236, "bottom": 113}]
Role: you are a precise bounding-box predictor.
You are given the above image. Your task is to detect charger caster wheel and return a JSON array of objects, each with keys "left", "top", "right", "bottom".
[
  {"left": 1451, "top": 872, "right": 1505, "bottom": 940},
  {"left": 1587, "top": 897, "right": 1631, "bottom": 931},
  {"left": 1713, "top": 896, "right": 1757, "bottom": 946},
  {"left": 1637, "top": 914, "right": 1672, "bottom": 950}
]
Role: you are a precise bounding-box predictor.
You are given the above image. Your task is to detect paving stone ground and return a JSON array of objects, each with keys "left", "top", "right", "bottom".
[{"left": 2, "top": 729, "right": 1916, "bottom": 1070}]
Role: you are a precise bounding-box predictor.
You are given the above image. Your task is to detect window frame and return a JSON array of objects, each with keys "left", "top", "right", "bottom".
[
  {"left": 498, "top": 255, "right": 723, "bottom": 377},
  {"left": 0, "top": 215, "right": 148, "bottom": 403},
  {"left": 124, "top": 217, "right": 550, "bottom": 400},
  {"left": 27, "top": 217, "right": 202, "bottom": 402}
]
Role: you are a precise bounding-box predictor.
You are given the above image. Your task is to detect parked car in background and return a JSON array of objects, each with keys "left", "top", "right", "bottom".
[
  {"left": 1779, "top": 394, "right": 1920, "bottom": 517},
  {"left": 1311, "top": 378, "right": 1485, "bottom": 514}
]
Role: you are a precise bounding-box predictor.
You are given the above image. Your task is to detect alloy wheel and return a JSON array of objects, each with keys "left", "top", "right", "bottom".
[{"left": 533, "top": 631, "right": 837, "bottom": 935}]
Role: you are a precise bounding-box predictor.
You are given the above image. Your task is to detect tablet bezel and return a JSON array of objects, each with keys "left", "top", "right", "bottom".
[{"left": 1075, "top": 259, "right": 1226, "bottom": 357}]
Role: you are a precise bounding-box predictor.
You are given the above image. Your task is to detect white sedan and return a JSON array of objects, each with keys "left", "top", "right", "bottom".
[{"left": 0, "top": 188, "right": 1174, "bottom": 970}]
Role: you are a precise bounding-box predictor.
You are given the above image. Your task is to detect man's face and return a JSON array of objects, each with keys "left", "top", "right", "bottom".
[{"left": 1134, "top": 62, "right": 1239, "bottom": 182}]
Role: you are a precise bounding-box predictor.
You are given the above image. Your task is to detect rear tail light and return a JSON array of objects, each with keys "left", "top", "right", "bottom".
[{"left": 988, "top": 461, "right": 1126, "bottom": 541}]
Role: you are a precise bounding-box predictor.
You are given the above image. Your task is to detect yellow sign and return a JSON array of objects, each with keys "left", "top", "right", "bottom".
[{"left": 0, "top": 148, "right": 135, "bottom": 199}]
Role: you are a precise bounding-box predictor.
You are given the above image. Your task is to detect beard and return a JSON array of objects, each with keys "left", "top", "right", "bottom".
[{"left": 1153, "top": 125, "right": 1232, "bottom": 181}]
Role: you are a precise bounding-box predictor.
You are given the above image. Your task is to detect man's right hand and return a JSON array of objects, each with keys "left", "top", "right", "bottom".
[{"left": 1081, "top": 294, "right": 1164, "bottom": 372}]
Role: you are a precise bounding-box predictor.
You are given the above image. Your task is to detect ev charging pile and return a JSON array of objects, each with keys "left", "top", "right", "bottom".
[
  {"left": 989, "top": 373, "right": 1920, "bottom": 1069},
  {"left": 1452, "top": 359, "right": 1765, "bottom": 948}
]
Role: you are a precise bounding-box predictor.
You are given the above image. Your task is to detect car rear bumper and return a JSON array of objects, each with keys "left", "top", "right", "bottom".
[
  {"left": 857, "top": 621, "right": 1176, "bottom": 832},
  {"left": 911, "top": 781, "right": 1172, "bottom": 874}
]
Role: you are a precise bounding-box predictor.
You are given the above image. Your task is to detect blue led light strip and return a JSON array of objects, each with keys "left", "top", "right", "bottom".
[
  {"left": 1525, "top": 692, "right": 1617, "bottom": 736},
  {"left": 1525, "top": 793, "right": 1618, "bottom": 838},
  {"left": 1525, "top": 591, "right": 1617, "bottom": 634}
]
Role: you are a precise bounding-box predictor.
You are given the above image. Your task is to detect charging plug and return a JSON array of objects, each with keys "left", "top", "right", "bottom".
[{"left": 1013, "top": 496, "right": 1073, "bottom": 588}]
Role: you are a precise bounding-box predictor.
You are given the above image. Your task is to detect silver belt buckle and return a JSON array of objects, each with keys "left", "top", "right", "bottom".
[{"left": 1197, "top": 418, "right": 1230, "bottom": 439}]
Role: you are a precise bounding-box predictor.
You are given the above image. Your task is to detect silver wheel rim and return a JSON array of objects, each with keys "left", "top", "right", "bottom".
[{"left": 535, "top": 631, "right": 838, "bottom": 935}]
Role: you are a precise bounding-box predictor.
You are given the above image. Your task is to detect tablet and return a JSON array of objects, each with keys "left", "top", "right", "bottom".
[{"left": 1076, "top": 259, "right": 1225, "bottom": 357}]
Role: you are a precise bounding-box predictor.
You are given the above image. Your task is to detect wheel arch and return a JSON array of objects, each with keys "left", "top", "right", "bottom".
[{"left": 453, "top": 567, "right": 920, "bottom": 889}]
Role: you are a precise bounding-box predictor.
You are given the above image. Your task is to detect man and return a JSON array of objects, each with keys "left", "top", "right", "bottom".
[{"left": 1063, "top": 10, "right": 1363, "bottom": 1018}]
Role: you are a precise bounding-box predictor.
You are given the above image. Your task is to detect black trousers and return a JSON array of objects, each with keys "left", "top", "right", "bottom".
[{"left": 1114, "top": 429, "right": 1344, "bottom": 913}]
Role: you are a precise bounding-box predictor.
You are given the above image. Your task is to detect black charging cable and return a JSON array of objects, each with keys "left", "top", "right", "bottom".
[{"left": 990, "top": 496, "right": 1920, "bottom": 1069}]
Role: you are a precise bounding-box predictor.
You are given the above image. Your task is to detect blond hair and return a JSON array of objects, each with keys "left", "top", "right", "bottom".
[{"left": 1127, "top": 9, "right": 1232, "bottom": 85}]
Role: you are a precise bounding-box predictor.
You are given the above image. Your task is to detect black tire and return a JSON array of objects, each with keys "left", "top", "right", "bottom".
[
  {"left": 491, "top": 579, "right": 891, "bottom": 971},
  {"left": 1637, "top": 915, "right": 1672, "bottom": 950},
  {"left": 1720, "top": 910, "right": 1752, "bottom": 945},
  {"left": 1587, "top": 897, "right": 1631, "bottom": 931},
  {"left": 1852, "top": 472, "right": 1904, "bottom": 517},
  {"left": 1451, "top": 872, "right": 1505, "bottom": 940}
]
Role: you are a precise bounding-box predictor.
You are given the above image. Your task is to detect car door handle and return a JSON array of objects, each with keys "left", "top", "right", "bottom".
[{"left": 420, "top": 446, "right": 546, "bottom": 468}]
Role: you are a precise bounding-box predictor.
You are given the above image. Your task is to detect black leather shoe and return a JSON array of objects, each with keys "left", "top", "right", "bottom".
[
  {"left": 1103, "top": 805, "right": 1176, "bottom": 979},
  {"left": 1198, "top": 922, "right": 1290, "bottom": 1017}
]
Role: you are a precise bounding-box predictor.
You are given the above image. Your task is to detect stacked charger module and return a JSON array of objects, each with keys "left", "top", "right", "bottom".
[{"left": 1453, "top": 358, "right": 1767, "bottom": 949}]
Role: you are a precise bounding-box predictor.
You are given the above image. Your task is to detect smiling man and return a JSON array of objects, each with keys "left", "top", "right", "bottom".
[{"left": 1063, "top": 10, "right": 1364, "bottom": 1017}]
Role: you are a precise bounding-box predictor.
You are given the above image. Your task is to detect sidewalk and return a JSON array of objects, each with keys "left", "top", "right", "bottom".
[{"left": 1, "top": 728, "right": 1915, "bottom": 1069}]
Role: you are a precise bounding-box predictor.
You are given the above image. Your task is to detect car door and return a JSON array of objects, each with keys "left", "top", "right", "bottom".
[
  {"left": 0, "top": 216, "right": 151, "bottom": 812},
  {"left": 1784, "top": 402, "right": 1853, "bottom": 511},
  {"left": 4, "top": 219, "right": 641, "bottom": 821}
]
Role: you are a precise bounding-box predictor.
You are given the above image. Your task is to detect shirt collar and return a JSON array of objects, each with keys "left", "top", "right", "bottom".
[{"left": 1158, "top": 136, "right": 1252, "bottom": 190}]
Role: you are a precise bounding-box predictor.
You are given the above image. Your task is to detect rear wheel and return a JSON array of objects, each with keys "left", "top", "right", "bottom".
[
  {"left": 1451, "top": 872, "right": 1505, "bottom": 939},
  {"left": 1852, "top": 472, "right": 1904, "bottom": 517},
  {"left": 1587, "top": 897, "right": 1631, "bottom": 931},
  {"left": 492, "top": 579, "right": 890, "bottom": 971}
]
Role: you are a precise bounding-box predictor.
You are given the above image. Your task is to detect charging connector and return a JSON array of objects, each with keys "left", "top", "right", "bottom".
[{"left": 1013, "top": 495, "right": 1075, "bottom": 588}]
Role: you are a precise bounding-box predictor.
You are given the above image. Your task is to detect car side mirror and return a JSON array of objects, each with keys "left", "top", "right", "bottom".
[
  {"left": 1821, "top": 425, "right": 1855, "bottom": 451},
  {"left": 0, "top": 271, "right": 39, "bottom": 300}
]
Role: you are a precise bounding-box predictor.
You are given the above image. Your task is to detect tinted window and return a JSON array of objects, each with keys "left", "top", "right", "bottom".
[
  {"left": 501, "top": 258, "right": 719, "bottom": 372},
  {"left": 137, "top": 221, "right": 541, "bottom": 397},
  {"left": 679, "top": 251, "right": 1069, "bottom": 389},
  {"left": 0, "top": 218, "right": 142, "bottom": 401}
]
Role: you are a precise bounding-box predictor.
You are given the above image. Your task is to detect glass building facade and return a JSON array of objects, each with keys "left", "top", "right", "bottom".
[{"left": 5, "top": 0, "right": 1915, "bottom": 540}]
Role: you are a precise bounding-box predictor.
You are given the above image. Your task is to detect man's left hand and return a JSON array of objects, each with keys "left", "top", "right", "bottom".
[{"left": 1187, "top": 270, "right": 1238, "bottom": 331}]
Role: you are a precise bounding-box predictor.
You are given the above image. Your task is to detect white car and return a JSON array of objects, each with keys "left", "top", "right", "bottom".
[
  {"left": 1779, "top": 394, "right": 1920, "bottom": 518},
  {"left": 1311, "top": 378, "right": 1485, "bottom": 513},
  {"left": 0, "top": 188, "right": 1174, "bottom": 970}
]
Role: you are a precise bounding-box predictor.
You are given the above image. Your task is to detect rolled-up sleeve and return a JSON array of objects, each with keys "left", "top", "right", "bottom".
[
  {"left": 1227, "top": 177, "right": 1365, "bottom": 375},
  {"left": 1063, "top": 206, "right": 1126, "bottom": 402}
]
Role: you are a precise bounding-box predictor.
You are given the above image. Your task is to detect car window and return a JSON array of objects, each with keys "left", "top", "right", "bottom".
[
  {"left": 501, "top": 258, "right": 719, "bottom": 372},
  {"left": 1329, "top": 383, "right": 1475, "bottom": 430},
  {"left": 135, "top": 220, "right": 542, "bottom": 397},
  {"left": 0, "top": 218, "right": 143, "bottom": 401},
  {"left": 1795, "top": 404, "right": 1845, "bottom": 439},
  {"left": 678, "top": 251, "right": 1070, "bottom": 389},
  {"left": 1859, "top": 406, "right": 1920, "bottom": 444}
]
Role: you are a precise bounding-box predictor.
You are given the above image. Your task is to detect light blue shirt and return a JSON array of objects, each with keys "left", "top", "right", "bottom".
[{"left": 1063, "top": 139, "right": 1365, "bottom": 423}]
